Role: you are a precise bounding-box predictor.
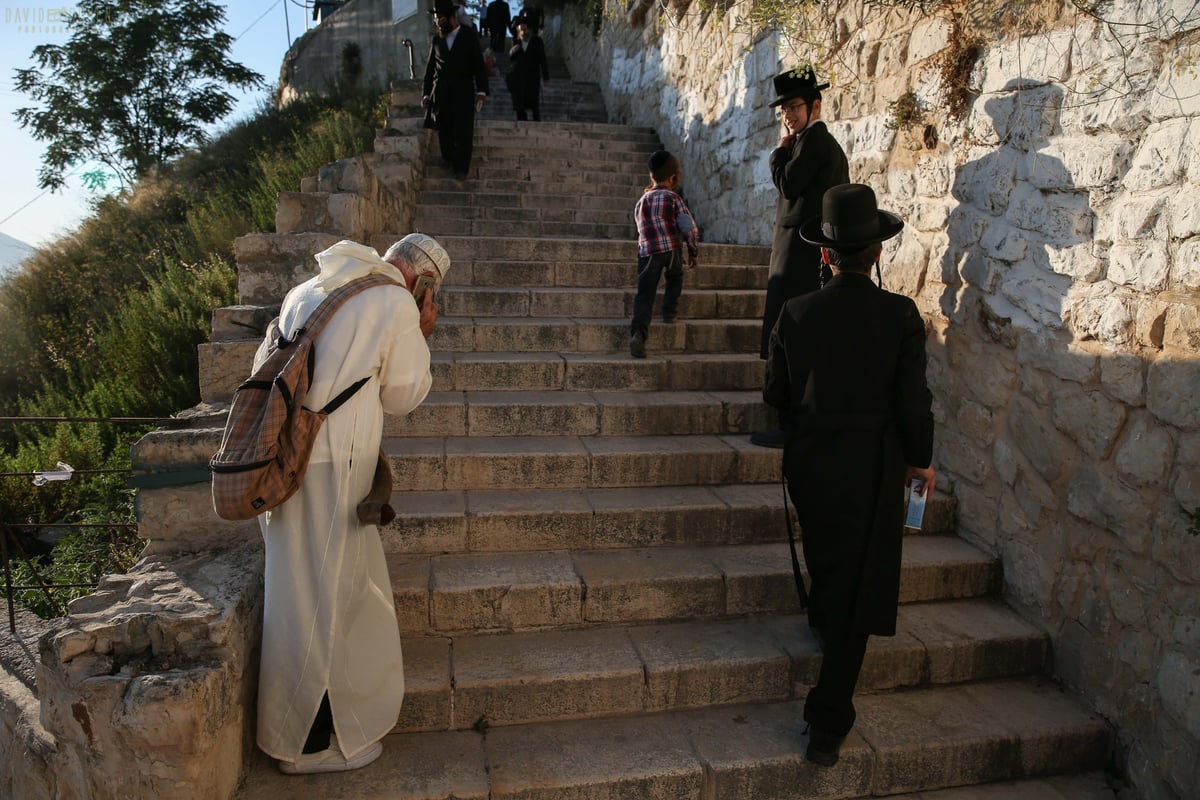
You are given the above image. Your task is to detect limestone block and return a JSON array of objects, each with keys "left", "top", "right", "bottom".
[
  {"left": 1025, "top": 135, "right": 1132, "bottom": 191},
  {"left": 1009, "top": 396, "right": 1068, "bottom": 483},
  {"left": 1173, "top": 238, "right": 1200, "bottom": 290},
  {"left": 196, "top": 339, "right": 253, "bottom": 402},
  {"left": 1152, "top": 497, "right": 1200, "bottom": 585},
  {"left": 1099, "top": 351, "right": 1146, "bottom": 406},
  {"left": 1016, "top": 335, "right": 1100, "bottom": 384},
  {"left": 1114, "top": 412, "right": 1174, "bottom": 487},
  {"left": 1045, "top": 241, "right": 1104, "bottom": 282},
  {"left": 1051, "top": 382, "right": 1127, "bottom": 459},
  {"left": 1157, "top": 649, "right": 1200, "bottom": 739},
  {"left": 981, "top": 223, "right": 1027, "bottom": 263},
  {"left": 1066, "top": 463, "right": 1153, "bottom": 551},
  {"left": 1161, "top": 299, "right": 1200, "bottom": 352},
  {"left": 1148, "top": 356, "right": 1200, "bottom": 429},
  {"left": 911, "top": 198, "right": 951, "bottom": 232},
  {"left": 1132, "top": 297, "right": 1169, "bottom": 349},
  {"left": 947, "top": 332, "right": 1018, "bottom": 409},
  {"left": 1171, "top": 432, "right": 1200, "bottom": 512},
  {"left": 1007, "top": 182, "right": 1093, "bottom": 246},
  {"left": 1003, "top": 523, "right": 1064, "bottom": 610},
  {"left": 979, "top": 33, "right": 1074, "bottom": 96},
  {"left": 993, "top": 438, "right": 1018, "bottom": 486},
  {"left": 952, "top": 149, "right": 1016, "bottom": 215},
  {"left": 907, "top": 17, "right": 952, "bottom": 65},
  {"left": 940, "top": 430, "right": 993, "bottom": 485},
  {"left": 886, "top": 234, "right": 928, "bottom": 298},
  {"left": 1150, "top": 42, "right": 1200, "bottom": 119},
  {"left": 1124, "top": 119, "right": 1189, "bottom": 190},
  {"left": 995, "top": 264, "right": 1071, "bottom": 331},
  {"left": 1107, "top": 241, "right": 1170, "bottom": 291},
  {"left": 1070, "top": 284, "right": 1134, "bottom": 343},
  {"left": 1108, "top": 190, "right": 1171, "bottom": 240}
]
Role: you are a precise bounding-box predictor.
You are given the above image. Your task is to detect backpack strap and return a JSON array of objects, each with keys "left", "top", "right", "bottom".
[
  {"left": 280, "top": 272, "right": 404, "bottom": 414},
  {"left": 279, "top": 273, "right": 403, "bottom": 348}
]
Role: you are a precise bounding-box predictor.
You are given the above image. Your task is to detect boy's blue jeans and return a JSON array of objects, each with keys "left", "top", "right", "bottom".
[{"left": 630, "top": 248, "right": 683, "bottom": 335}]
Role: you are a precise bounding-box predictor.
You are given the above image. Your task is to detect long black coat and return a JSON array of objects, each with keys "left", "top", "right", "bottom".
[
  {"left": 760, "top": 120, "right": 849, "bottom": 357},
  {"left": 507, "top": 35, "right": 548, "bottom": 111},
  {"left": 422, "top": 24, "right": 489, "bottom": 114},
  {"left": 764, "top": 272, "right": 934, "bottom": 636}
]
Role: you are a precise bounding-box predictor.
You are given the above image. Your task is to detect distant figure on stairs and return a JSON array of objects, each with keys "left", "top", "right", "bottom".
[
  {"left": 629, "top": 150, "right": 699, "bottom": 359},
  {"left": 507, "top": 19, "right": 549, "bottom": 121},
  {"left": 486, "top": 0, "right": 511, "bottom": 53},
  {"left": 763, "top": 184, "right": 936, "bottom": 768},
  {"left": 422, "top": 0, "right": 490, "bottom": 180},
  {"left": 256, "top": 236, "right": 449, "bottom": 776}
]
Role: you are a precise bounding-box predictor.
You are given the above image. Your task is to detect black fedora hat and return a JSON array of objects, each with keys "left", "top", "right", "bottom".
[
  {"left": 768, "top": 64, "right": 830, "bottom": 108},
  {"left": 432, "top": 0, "right": 455, "bottom": 16},
  {"left": 800, "top": 184, "right": 904, "bottom": 250}
]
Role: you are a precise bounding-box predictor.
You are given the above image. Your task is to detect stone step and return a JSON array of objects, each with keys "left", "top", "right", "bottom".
[
  {"left": 378, "top": 484, "right": 956, "bottom": 556},
  {"left": 429, "top": 352, "right": 766, "bottom": 392},
  {"left": 394, "top": 598, "right": 1047, "bottom": 734},
  {"left": 386, "top": 537, "right": 999, "bottom": 636},
  {"left": 415, "top": 203, "right": 633, "bottom": 228},
  {"left": 419, "top": 189, "right": 634, "bottom": 213},
  {"left": 443, "top": 259, "right": 768, "bottom": 290},
  {"left": 226, "top": 233, "right": 767, "bottom": 315},
  {"left": 386, "top": 432, "right": 778, "bottom": 491},
  {"left": 362, "top": 234, "right": 769, "bottom": 266},
  {"left": 418, "top": 173, "right": 642, "bottom": 198},
  {"left": 387, "top": 389, "right": 772, "bottom": 439},
  {"left": 428, "top": 316, "right": 760, "bottom": 354},
  {"left": 416, "top": 215, "right": 635, "bottom": 240},
  {"left": 198, "top": 344, "right": 768, "bottom": 404},
  {"left": 239, "top": 681, "right": 1109, "bottom": 799},
  {"left": 435, "top": 286, "right": 763, "bottom": 319}
]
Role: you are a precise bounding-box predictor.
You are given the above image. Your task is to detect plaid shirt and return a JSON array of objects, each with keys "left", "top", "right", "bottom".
[{"left": 634, "top": 187, "right": 698, "bottom": 258}]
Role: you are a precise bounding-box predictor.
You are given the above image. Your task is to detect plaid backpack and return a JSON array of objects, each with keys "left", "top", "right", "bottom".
[{"left": 210, "top": 273, "right": 401, "bottom": 520}]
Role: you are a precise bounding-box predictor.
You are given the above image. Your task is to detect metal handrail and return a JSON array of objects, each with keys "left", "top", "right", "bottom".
[{"left": 2, "top": 415, "right": 151, "bottom": 633}]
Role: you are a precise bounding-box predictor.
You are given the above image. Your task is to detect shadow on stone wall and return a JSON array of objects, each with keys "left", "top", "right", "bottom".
[{"left": 929, "top": 78, "right": 1200, "bottom": 799}]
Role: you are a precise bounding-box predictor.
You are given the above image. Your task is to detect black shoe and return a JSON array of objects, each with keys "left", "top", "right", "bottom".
[
  {"left": 805, "top": 726, "right": 846, "bottom": 767},
  {"left": 454, "top": 171, "right": 468, "bottom": 180},
  {"left": 663, "top": 314, "right": 676, "bottom": 324},
  {"left": 630, "top": 330, "right": 646, "bottom": 359},
  {"left": 750, "top": 429, "right": 787, "bottom": 448}
]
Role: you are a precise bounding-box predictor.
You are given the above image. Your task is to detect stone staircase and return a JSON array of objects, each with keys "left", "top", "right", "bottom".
[{"left": 138, "top": 66, "right": 1116, "bottom": 799}]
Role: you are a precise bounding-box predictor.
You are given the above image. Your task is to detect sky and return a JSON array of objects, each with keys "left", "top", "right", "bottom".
[{"left": 0, "top": 1, "right": 321, "bottom": 248}]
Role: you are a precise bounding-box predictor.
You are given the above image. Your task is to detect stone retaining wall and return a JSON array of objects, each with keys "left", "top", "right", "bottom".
[
  {"left": 559, "top": 2, "right": 1199, "bottom": 798},
  {"left": 21, "top": 541, "right": 263, "bottom": 800}
]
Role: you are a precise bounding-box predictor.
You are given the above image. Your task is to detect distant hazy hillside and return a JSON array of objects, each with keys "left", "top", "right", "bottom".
[{"left": 0, "top": 233, "right": 34, "bottom": 276}]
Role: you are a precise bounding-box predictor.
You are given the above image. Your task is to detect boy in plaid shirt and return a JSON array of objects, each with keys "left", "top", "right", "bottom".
[{"left": 629, "top": 150, "right": 699, "bottom": 358}]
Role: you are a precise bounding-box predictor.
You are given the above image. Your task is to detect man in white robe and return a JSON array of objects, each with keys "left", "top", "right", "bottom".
[{"left": 254, "top": 235, "right": 448, "bottom": 774}]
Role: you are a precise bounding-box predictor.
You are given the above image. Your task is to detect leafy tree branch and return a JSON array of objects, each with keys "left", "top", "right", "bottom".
[{"left": 14, "top": 0, "right": 263, "bottom": 191}]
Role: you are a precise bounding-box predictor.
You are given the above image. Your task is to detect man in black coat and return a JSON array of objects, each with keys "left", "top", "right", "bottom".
[
  {"left": 485, "top": 0, "right": 510, "bottom": 52},
  {"left": 422, "top": 0, "right": 490, "bottom": 180},
  {"left": 507, "top": 19, "right": 549, "bottom": 121},
  {"left": 763, "top": 183, "right": 936, "bottom": 767},
  {"left": 753, "top": 65, "right": 850, "bottom": 447}
]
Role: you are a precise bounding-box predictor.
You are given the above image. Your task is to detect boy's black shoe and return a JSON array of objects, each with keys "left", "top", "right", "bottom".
[
  {"left": 630, "top": 330, "right": 647, "bottom": 358},
  {"left": 805, "top": 726, "right": 846, "bottom": 767},
  {"left": 663, "top": 314, "right": 676, "bottom": 324}
]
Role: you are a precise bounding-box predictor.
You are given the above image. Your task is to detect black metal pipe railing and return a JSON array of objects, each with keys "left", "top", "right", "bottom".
[{"left": 1, "top": 415, "right": 159, "bottom": 634}]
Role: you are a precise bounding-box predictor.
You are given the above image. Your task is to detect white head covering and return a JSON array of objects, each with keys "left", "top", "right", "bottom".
[
  {"left": 384, "top": 234, "right": 451, "bottom": 289},
  {"left": 311, "top": 240, "right": 395, "bottom": 292}
]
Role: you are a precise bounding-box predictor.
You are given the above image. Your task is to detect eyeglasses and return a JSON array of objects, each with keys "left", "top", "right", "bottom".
[{"left": 776, "top": 100, "right": 809, "bottom": 119}]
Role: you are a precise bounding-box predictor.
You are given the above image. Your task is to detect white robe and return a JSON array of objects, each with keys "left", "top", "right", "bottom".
[{"left": 255, "top": 241, "right": 432, "bottom": 762}]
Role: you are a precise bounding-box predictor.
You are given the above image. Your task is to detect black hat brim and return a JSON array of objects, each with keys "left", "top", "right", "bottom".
[
  {"left": 799, "top": 210, "right": 905, "bottom": 249},
  {"left": 768, "top": 84, "right": 830, "bottom": 108}
]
